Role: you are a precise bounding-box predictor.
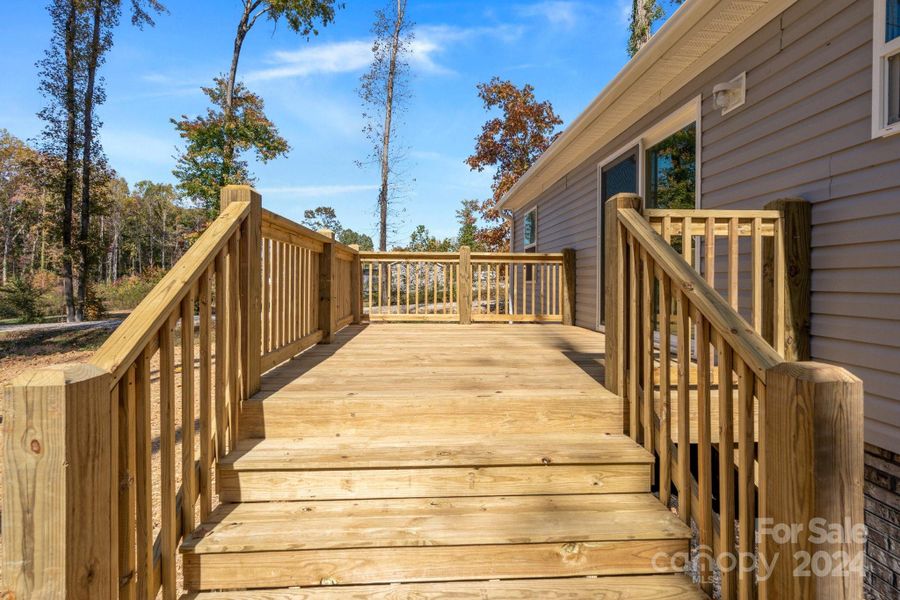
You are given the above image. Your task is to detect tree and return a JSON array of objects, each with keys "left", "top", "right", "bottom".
[
  {"left": 359, "top": 0, "right": 413, "bottom": 251},
  {"left": 338, "top": 229, "right": 374, "bottom": 250},
  {"left": 406, "top": 225, "right": 453, "bottom": 252},
  {"left": 455, "top": 199, "right": 481, "bottom": 251},
  {"left": 175, "top": 1, "right": 339, "bottom": 214},
  {"left": 0, "top": 131, "right": 39, "bottom": 285},
  {"left": 173, "top": 79, "right": 289, "bottom": 214},
  {"left": 466, "top": 77, "right": 562, "bottom": 251},
  {"left": 628, "top": 1, "right": 683, "bottom": 57},
  {"left": 36, "top": 0, "right": 165, "bottom": 321},
  {"left": 302, "top": 206, "right": 342, "bottom": 234}
]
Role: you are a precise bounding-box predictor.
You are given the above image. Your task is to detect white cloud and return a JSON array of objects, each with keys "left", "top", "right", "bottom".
[
  {"left": 245, "top": 23, "right": 525, "bottom": 82},
  {"left": 518, "top": 1, "right": 581, "bottom": 29},
  {"left": 257, "top": 184, "right": 378, "bottom": 197},
  {"left": 246, "top": 41, "right": 372, "bottom": 82}
]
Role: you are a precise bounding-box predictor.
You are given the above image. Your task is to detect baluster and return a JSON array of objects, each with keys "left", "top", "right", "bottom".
[
  {"left": 228, "top": 234, "right": 241, "bottom": 448},
  {"left": 135, "top": 347, "right": 153, "bottom": 599},
  {"left": 214, "top": 248, "right": 227, "bottom": 460},
  {"left": 530, "top": 261, "right": 536, "bottom": 317},
  {"left": 682, "top": 216, "right": 693, "bottom": 267},
  {"left": 737, "top": 357, "right": 756, "bottom": 600},
  {"left": 262, "top": 240, "right": 270, "bottom": 353},
  {"left": 415, "top": 261, "right": 420, "bottom": 314},
  {"left": 181, "top": 290, "right": 196, "bottom": 535},
  {"left": 705, "top": 217, "right": 715, "bottom": 287},
  {"left": 641, "top": 249, "right": 654, "bottom": 451},
  {"left": 117, "top": 366, "right": 137, "bottom": 600},
  {"left": 199, "top": 266, "right": 212, "bottom": 520},
  {"left": 433, "top": 262, "right": 438, "bottom": 315},
  {"left": 676, "top": 291, "right": 691, "bottom": 526},
  {"left": 773, "top": 214, "right": 785, "bottom": 354},
  {"left": 628, "top": 234, "right": 639, "bottom": 439},
  {"left": 751, "top": 218, "right": 762, "bottom": 335},
  {"left": 717, "top": 334, "right": 736, "bottom": 598},
  {"left": 659, "top": 273, "right": 672, "bottom": 506},
  {"left": 159, "top": 315, "right": 177, "bottom": 598},
  {"left": 729, "top": 217, "right": 739, "bottom": 311},
  {"left": 697, "top": 314, "right": 713, "bottom": 596}
]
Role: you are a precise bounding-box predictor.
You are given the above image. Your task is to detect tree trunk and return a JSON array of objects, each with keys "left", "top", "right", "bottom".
[
  {"left": 221, "top": 1, "right": 255, "bottom": 202},
  {"left": 629, "top": 0, "right": 654, "bottom": 56},
  {"left": 377, "top": 0, "right": 406, "bottom": 251},
  {"left": 61, "top": 0, "right": 80, "bottom": 323},
  {"left": 2, "top": 233, "right": 9, "bottom": 285},
  {"left": 77, "top": 0, "right": 103, "bottom": 321}
]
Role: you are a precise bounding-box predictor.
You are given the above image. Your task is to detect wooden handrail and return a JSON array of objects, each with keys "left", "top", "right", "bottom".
[
  {"left": 360, "top": 247, "right": 574, "bottom": 324},
  {"left": 90, "top": 200, "right": 251, "bottom": 385},
  {"left": 606, "top": 194, "right": 863, "bottom": 600},
  {"left": 617, "top": 207, "right": 782, "bottom": 382}
]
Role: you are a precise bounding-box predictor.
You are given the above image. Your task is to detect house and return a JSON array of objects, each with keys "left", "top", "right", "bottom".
[{"left": 502, "top": 2, "right": 899, "bottom": 595}]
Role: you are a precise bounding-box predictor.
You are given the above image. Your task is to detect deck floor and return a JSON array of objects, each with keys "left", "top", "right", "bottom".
[{"left": 182, "top": 324, "right": 701, "bottom": 597}]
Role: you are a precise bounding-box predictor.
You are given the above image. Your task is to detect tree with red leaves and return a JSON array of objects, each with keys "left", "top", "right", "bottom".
[{"left": 465, "top": 77, "right": 562, "bottom": 251}]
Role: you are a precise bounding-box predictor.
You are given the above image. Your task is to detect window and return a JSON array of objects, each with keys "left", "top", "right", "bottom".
[
  {"left": 645, "top": 123, "right": 697, "bottom": 209},
  {"left": 523, "top": 208, "right": 537, "bottom": 249},
  {"left": 873, "top": 0, "right": 900, "bottom": 136}
]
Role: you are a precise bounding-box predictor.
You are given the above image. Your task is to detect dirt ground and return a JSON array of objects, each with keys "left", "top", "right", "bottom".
[{"left": 1, "top": 317, "right": 208, "bottom": 596}]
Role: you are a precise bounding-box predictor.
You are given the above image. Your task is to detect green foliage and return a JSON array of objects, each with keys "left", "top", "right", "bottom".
[
  {"left": 455, "top": 199, "right": 482, "bottom": 251},
  {"left": 96, "top": 268, "right": 165, "bottom": 311},
  {"left": 302, "top": 206, "right": 342, "bottom": 233},
  {"left": 0, "top": 276, "right": 45, "bottom": 323},
  {"left": 338, "top": 229, "right": 374, "bottom": 250},
  {"left": 406, "top": 225, "right": 454, "bottom": 252},
  {"left": 172, "top": 78, "right": 289, "bottom": 215},
  {"left": 261, "top": 0, "right": 341, "bottom": 36},
  {"left": 646, "top": 124, "right": 696, "bottom": 210}
]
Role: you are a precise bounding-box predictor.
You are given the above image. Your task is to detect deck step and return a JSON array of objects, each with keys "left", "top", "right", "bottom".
[
  {"left": 219, "top": 434, "right": 653, "bottom": 501},
  {"left": 241, "top": 390, "right": 623, "bottom": 438},
  {"left": 180, "top": 574, "right": 707, "bottom": 599},
  {"left": 181, "top": 494, "right": 692, "bottom": 590}
]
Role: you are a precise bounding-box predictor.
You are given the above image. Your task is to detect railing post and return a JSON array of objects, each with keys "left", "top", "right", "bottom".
[
  {"left": 318, "top": 229, "right": 337, "bottom": 342},
  {"left": 458, "top": 246, "right": 472, "bottom": 324},
  {"left": 222, "top": 185, "right": 262, "bottom": 395},
  {"left": 759, "top": 362, "right": 864, "bottom": 599},
  {"left": 349, "top": 244, "right": 362, "bottom": 324},
  {"left": 763, "top": 198, "right": 810, "bottom": 361},
  {"left": 561, "top": 248, "right": 576, "bottom": 326},
  {"left": 2, "top": 364, "right": 116, "bottom": 599},
  {"left": 604, "top": 193, "right": 641, "bottom": 394}
]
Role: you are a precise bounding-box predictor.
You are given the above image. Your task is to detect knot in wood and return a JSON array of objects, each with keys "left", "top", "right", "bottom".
[{"left": 30, "top": 439, "right": 41, "bottom": 454}]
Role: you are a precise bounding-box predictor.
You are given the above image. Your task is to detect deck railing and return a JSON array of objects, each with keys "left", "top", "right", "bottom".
[
  {"left": 360, "top": 248, "right": 575, "bottom": 324},
  {"left": 1, "top": 185, "right": 574, "bottom": 599},
  {"left": 606, "top": 194, "right": 863, "bottom": 599}
]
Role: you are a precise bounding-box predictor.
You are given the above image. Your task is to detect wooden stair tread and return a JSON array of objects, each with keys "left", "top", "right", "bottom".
[
  {"left": 180, "top": 574, "right": 707, "bottom": 599},
  {"left": 242, "top": 393, "right": 622, "bottom": 437},
  {"left": 181, "top": 493, "right": 691, "bottom": 554},
  {"left": 220, "top": 433, "right": 653, "bottom": 471}
]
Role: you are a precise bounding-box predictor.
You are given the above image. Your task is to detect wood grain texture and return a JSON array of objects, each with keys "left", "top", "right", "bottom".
[
  {"left": 180, "top": 574, "right": 708, "bottom": 599},
  {"left": 2, "top": 364, "right": 115, "bottom": 599}
]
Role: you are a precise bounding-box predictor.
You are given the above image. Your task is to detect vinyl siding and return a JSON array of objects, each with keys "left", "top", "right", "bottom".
[{"left": 514, "top": 0, "right": 900, "bottom": 452}]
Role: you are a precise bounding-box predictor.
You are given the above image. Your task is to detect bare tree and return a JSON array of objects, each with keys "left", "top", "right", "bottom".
[{"left": 359, "top": 0, "right": 413, "bottom": 251}]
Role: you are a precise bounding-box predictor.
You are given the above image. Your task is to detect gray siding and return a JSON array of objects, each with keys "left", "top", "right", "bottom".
[{"left": 514, "top": 0, "right": 900, "bottom": 452}]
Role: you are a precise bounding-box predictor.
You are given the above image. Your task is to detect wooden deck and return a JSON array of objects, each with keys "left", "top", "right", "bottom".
[{"left": 181, "top": 324, "right": 702, "bottom": 598}]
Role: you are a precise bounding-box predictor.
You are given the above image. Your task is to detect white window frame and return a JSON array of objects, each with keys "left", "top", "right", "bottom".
[
  {"left": 523, "top": 207, "right": 537, "bottom": 250},
  {"left": 872, "top": 0, "right": 900, "bottom": 138},
  {"left": 595, "top": 96, "right": 702, "bottom": 329}
]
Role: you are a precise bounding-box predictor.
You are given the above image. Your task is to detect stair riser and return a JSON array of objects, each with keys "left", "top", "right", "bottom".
[
  {"left": 183, "top": 539, "right": 689, "bottom": 590},
  {"left": 240, "top": 401, "right": 622, "bottom": 438},
  {"left": 219, "top": 464, "right": 651, "bottom": 502}
]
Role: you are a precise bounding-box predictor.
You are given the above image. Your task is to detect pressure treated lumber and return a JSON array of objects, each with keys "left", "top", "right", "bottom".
[{"left": 180, "top": 574, "right": 708, "bottom": 599}]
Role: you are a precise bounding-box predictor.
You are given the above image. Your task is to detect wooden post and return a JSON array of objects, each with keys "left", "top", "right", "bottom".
[
  {"left": 2, "top": 364, "right": 116, "bottom": 599},
  {"left": 318, "top": 229, "right": 336, "bottom": 342},
  {"left": 458, "top": 246, "right": 472, "bottom": 324},
  {"left": 221, "top": 185, "right": 262, "bottom": 395},
  {"left": 604, "top": 193, "right": 641, "bottom": 394},
  {"left": 763, "top": 198, "right": 810, "bottom": 361},
  {"left": 349, "top": 244, "right": 362, "bottom": 324},
  {"left": 760, "top": 362, "right": 864, "bottom": 600},
  {"left": 561, "top": 248, "right": 576, "bottom": 326}
]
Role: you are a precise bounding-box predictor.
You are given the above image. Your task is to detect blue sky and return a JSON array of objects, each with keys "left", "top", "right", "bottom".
[{"left": 0, "top": 0, "right": 635, "bottom": 244}]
